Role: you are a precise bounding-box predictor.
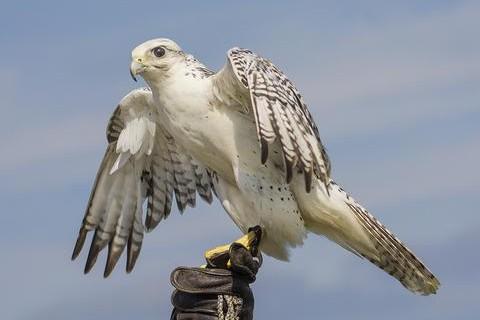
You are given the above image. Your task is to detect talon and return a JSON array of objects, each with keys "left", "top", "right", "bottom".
[
  {"left": 204, "top": 225, "right": 263, "bottom": 268},
  {"left": 246, "top": 225, "right": 263, "bottom": 255}
]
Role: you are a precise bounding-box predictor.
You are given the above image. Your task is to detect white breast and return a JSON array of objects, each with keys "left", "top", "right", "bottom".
[{"left": 153, "top": 75, "right": 240, "bottom": 182}]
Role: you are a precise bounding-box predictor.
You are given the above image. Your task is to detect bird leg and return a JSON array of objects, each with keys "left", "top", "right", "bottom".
[{"left": 204, "top": 226, "right": 262, "bottom": 268}]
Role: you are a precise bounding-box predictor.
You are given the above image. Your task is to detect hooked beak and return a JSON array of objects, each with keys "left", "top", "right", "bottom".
[{"left": 129, "top": 60, "right": 146, "bottom": 82}]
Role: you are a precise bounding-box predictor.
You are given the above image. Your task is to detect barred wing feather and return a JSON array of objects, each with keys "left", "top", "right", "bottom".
[
  {"left": 71, "top": 88, "right": 212, "bottom": 277},
  {"left": 218, "top": 48, "right": 331, "bottom": 192}
]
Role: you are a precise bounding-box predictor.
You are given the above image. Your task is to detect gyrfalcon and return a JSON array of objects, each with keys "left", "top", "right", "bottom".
[{"left": 72, "top": 38, "right": 440, "bottom": 295}]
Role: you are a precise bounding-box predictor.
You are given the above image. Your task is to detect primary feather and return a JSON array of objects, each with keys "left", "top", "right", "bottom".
[{"left": 71, "top": 88, "right": 212, "bottom": 277}]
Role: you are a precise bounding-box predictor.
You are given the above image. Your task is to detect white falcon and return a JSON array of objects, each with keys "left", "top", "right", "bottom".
[{"left": 72, "top": 38, "right": 440, "bottom": 295}]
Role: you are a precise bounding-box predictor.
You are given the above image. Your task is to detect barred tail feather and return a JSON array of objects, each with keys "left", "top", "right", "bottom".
[
  {"left": 303, "top": 179, "right": 440, "bottom": 295},
  {"left": 345, "top": 201, "right": 440, "bottom": 295}
]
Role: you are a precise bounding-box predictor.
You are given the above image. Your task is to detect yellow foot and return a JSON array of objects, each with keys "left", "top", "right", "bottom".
[{"left": 204, "top": 226, "right": 262, "bottom": 268}]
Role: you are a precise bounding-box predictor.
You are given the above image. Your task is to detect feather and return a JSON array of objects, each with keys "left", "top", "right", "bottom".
[
  {"left": 110, "top": 152, "right": 131, "bottom": 175},
  {"left": 223, "top": 48, "right": 331, "bottom": 191},
  {"left": 346, "top": 201, "right": 440, "bottom": 294},
  {"left": 72, "top": 88, "right": 214, "bottom": 276}
]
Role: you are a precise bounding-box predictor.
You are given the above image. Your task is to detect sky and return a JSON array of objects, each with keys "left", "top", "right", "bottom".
[{"left": 1, "top": 0, "right": 479, "bottom": 319}]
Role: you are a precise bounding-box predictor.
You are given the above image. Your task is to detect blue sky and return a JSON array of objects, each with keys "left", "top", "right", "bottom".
[{"left": 1, "top": 1, "right": 479, "bottom": 319}]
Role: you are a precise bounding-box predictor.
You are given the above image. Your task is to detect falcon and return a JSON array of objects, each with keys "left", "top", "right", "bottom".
[{"left": 72, "top": 38, "right": 440, "bottom": 295}]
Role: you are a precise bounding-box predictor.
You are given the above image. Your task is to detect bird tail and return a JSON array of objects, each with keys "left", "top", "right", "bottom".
[
  {"left": 344, "top": 200, "right": 440, "bottom": 295},
  {"left": 304, "top": 182, "right": 440, "bottom": 295}
]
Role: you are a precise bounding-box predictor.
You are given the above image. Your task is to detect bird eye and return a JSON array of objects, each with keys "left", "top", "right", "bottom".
[{"left": 152, "top": 46, "right": 166, "bottom": 58}]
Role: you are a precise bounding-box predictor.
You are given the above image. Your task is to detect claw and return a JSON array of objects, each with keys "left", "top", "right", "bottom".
[{"left": 204, "top": 225, "right": 262, "bottom": 268}]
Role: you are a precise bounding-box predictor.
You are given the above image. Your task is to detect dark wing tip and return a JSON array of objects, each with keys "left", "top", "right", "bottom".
[
  {"left": 104, "top": 241, "right": 125, "bottom": 278},
  {"left": 84, "top": 232, "right": 105, "bottom": 274},
  {"left": 145, "top": 198, "right": 164, "bottom": 232},
  {"left": 175, "top": 196, "right": 187, "bottom": 213},
  {"left": 260, "top": 138, "right": 269, "bottom": 164},
  {"left": 144, "top": 212, "right": 155, "bottom": 232},
  {"left": 304, "top": 169, "right": 313, "bottom": 193},
  {"left": 285, "top": 157, "right": 294, "bottom": 184},
  {"left": 126, "top": 231, "right": 142, "bottom": 273},
  {"left": 71, "top": 228, "right": 88, "bottom": 261},
  {"left": 187, "top": 195, "right": 196, "bottom": 208},
  {"left": 84, "top": 249, "right": 98, "bottom": 274},
  {"left": 197, "top": 186, "right": 214, "bottom": 204},
  {"left": 202, "top": 191, "right": 214, "bottom": 204},
  {"left": 126, "top": 246, "right": 141, "bottom": 274}
]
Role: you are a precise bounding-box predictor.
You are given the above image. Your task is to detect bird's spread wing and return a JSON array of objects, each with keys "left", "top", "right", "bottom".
[
  {"left": 213, "top": 48, "right": 331, "bottom": 192},
  {"left": 71, "top": 88, "right": 213, "bottom": 277}
]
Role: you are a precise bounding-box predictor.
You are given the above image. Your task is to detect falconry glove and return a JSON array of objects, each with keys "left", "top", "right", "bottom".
[{"left": 170, "top": 242, "right": 262, "bottom": 320}]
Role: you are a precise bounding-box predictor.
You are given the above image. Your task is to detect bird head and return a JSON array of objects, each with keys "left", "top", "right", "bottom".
[{"left": 130, "top": 38, "right": 184, "bottom": 83}]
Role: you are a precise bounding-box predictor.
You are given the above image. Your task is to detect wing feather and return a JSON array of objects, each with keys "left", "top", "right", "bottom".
[
  {"left": 215, "top": 48, "right": 330, "bottom": 192},
  {"left": 72, "top": 88, "right": 213, "bottom": 276}
]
